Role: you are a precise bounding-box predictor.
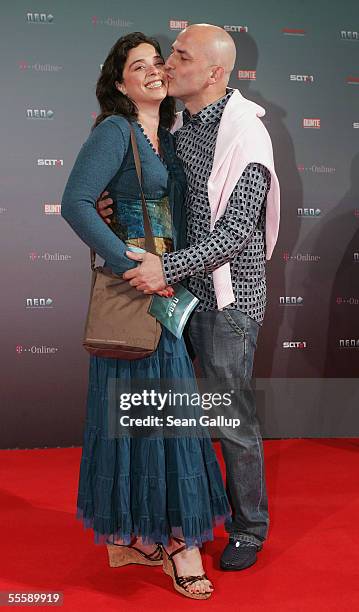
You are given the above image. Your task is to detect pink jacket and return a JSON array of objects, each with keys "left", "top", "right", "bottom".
[{"left": 172, "top": 89, "right": 280, "bottom": 309}]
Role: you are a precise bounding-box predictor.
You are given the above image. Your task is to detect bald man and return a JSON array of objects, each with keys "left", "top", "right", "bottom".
[{"left": 101, "top": 24, "right": 276, "bottom": 571}]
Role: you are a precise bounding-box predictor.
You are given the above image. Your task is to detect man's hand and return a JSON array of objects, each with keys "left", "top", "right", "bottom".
[
  {"left": 96, "top": 191, "right": 113, "bottom": 224},
  {"left": 96, "top": 193, "right": 172, "bottom": 297},
  {"left": 123, "top": 251, "right": 167, "bottom": 293}
]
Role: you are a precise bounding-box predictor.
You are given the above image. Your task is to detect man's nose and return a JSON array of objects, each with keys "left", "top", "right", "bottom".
[{"left": 165, "top": 56, "right": 174, "bottom": 70}]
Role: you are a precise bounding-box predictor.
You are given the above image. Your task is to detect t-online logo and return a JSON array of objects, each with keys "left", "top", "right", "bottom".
[
  {"left": 18, "top": 62, "right": 62, "bottom": 72},
  {"left": 16, "top": 344, "right": 59, "bottom": 354},
  {"left": 28, "top": 252, "right": 71, "bottom": 262},
  {"left": 283, "top": 252, "right": 320, "bottom": 262}
]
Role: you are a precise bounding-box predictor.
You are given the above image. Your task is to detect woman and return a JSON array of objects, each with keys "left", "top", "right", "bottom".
[{"left": 61, "top": 32, "right": 229, "bottom": 600}]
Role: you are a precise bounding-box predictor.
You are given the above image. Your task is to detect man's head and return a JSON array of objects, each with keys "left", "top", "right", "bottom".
[{"left": 165, "top": 24, "right": 236, "bottom": 108}]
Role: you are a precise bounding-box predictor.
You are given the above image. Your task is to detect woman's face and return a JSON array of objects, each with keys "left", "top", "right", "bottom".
[{"left": 117, "top": 43, "right": 167, "bottom": 106}]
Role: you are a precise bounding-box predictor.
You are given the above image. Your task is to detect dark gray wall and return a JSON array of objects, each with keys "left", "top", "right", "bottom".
[{"left": 1, "top": 1, "right": 358, "bottom": 448}]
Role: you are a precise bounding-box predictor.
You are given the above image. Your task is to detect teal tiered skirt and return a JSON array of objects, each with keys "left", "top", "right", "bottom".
[{"left": 77, "top": 328, "right": 230, "bottom": 547}]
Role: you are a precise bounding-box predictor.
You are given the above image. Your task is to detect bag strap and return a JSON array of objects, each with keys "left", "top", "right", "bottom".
[
  {"left": 129, "top": 125, "right": 157, "bottom": 255},
  {"left": 90, "top": 121, "right": 157, "bottom": 271}
]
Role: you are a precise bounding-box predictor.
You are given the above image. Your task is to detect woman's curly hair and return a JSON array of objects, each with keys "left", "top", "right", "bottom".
[{"left": 93, "top": 32, "right": 175, "bottom": 129}]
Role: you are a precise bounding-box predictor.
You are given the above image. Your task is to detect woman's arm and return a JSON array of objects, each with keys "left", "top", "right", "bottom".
[{"left": 61, "top": 116, "right": 136, "bottom": 275}]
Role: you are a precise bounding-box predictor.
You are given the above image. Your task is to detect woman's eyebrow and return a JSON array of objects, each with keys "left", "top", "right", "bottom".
[
  {"left": 129, "top": 55, "right": 163, "bottom": 68},
  {"left": 129, "top": 58, "right": 145, "bottom": 68}
]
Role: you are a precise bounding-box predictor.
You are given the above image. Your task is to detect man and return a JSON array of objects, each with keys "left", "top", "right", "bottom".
[{"left": 99, "top": 24, "right": 280, "bottom": 571}]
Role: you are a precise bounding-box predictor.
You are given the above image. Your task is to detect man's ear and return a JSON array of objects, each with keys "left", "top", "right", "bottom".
[
  {"left": 208, "top": 66, "right": 225, "bottom": 85},
  {"left": 115, "top": 80, "right": 126, "bottom": 95}
]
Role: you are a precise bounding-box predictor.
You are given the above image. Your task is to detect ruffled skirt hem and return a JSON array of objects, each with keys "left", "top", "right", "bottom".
[{"left": 76, "top": 498, "right": 231, "bottom": 548}]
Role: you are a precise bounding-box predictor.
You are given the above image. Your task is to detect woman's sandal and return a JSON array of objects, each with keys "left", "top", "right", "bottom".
[
  {"left": 162, "top": 537, "right": 213, "bottom": 600},
  {"left": 106, "top": 538, "right": 163, "bottom": 568}
]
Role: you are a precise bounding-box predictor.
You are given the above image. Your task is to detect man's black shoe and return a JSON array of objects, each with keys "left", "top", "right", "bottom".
[{"left": 220, "top": 539, "right": 259, "bottom": 571}]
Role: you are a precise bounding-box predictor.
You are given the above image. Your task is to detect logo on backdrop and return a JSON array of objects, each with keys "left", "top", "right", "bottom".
[
  {"left": 26, "top": 13, "right": 54, "bottom": 23},
  {"left": 346, "top": 76, "right": 359, "bottom": 85},
  {"left": 283, "top": 252, "right": 321, "bottom": 262},
  {"left": 354, "top": 252, "right": 359, "bottom": 261},
  {"left": 339, "top": 339, "right": 359, "bottom": 348},
  {"left": 27, "top": 109, "right": 54, "bottom": 119},
  {"left": 18, "top": 61, "right": 63, "bottom": 72},
  {"left": 303, "top": 118, "right": 321, "bottom": 129},
  {"left": 340, "top": 31, "right": 358, "bottom": 40},
  {"left": 43, "top": 202, "right": 61, "bottom": 215},
  {"left": 25, "top": 298, "right": 53, "bottom": 309},
  {"left": 282, "top": 28, "right": 306, "bottom": 36},
  {"left": 91, "top": 16, "right": 133, "bottom": 27},
  {"left": 297, "top": 208, "right": 322, "bottom": 217},
  {"left": 336, "top": 297, "right": 359, "bottom": 305},
  {"left": 169, "top": 20, "right": 189, "bottom": 30},
  {"left": 279, "top": 297, "right": 304, "bottom": 305},
  {"left": 28, "top": 251, "right": 72, "bottom": 262},
  {"left": 283, "top": 341, "right": 307, "bottom": 348},
  {"left": 238, "top": 70, "right": 256, "bottom": 80},
  {"left": 37, "top": 159, "right": 63, "bottom": 167},
  {"left": 16, "top": 344, "right": 59, "bottom": 355},
  {"left": 224, "top": 25, "right": 248, "bottom": 32},
  {"left": 354, "top": 122, "right": 359, "bottom": 128},
  {"left": 298, "top": 164, "right": 336, "bottom": 173},
  {"left": 0, "top": 207, "right": 7, "bottom": 214},
  {"left": 290, "top": 75, "right": 314, "bottom": 83}
]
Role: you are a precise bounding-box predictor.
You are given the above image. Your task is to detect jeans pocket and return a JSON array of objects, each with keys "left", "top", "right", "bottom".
[{"left": 223, "top": 311, "right": 246, "bottom": 340}]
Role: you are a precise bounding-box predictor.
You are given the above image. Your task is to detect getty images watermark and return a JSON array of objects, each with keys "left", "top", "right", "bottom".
[
  {"left": 106, "top": 379, "right": 254, "bottom": 438},
  {"left": 116, "top": 388, "right": 240, "bottom": 429}
]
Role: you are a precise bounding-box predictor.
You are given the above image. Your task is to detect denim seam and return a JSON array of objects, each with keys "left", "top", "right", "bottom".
[
  {"left": 224, "top": 311, "right": 248, "bottom": 376},
  {"left": 255, "top": 431, "right": 264, "bottom": 518}
]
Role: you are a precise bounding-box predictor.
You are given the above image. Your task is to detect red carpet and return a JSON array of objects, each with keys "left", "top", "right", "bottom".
[{"left": 1, "top": 440, "right": 358, "bottom": 611}]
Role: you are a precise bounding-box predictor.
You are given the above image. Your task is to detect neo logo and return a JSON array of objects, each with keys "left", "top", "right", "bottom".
[
  {"left": 279, "top": 297, "right": 304, "bottom": 304},
  {"left": 167, "top": 297, "right": 179, "bottom": 318}
]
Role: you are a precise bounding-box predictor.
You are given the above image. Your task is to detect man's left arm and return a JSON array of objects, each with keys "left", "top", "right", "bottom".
[
  {"left": 162, "top": 163, "right": 271, "bottom": 285},
  {"left": 124, "top": 163, "right": 270, "bottom": 291}
]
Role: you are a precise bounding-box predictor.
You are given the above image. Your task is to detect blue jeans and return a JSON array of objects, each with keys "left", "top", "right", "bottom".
[{"left": 189, "top": 309, "right": 269, "bottom": 546}]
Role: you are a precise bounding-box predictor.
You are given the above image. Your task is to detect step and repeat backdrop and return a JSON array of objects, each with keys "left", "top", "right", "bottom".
[{"left": 1, "top": 0, "right": 358, "bottom": 447}]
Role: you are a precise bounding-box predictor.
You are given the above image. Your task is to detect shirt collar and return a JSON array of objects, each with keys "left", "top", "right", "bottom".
[{"left": 182, "top": 89, "right": 234, "bottom": 126}]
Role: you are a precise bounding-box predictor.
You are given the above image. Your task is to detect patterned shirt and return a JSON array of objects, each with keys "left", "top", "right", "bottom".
[{"left": 162, "top": 90, "right": 271, "bottom": 325}]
